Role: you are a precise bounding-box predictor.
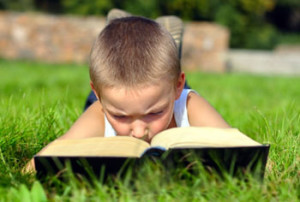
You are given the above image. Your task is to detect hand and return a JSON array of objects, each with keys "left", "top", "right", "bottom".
[{"left": 22, "top": 159, "right": 36, "bottom": 174}]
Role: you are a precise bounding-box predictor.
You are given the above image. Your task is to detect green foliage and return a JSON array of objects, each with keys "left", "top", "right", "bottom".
[
  {"left": 0, "top": 0, "right": 35, "bottom": 11},
  {"left": 277, "top": 33, "right": 300, "bottom": 45},
  {"left": 61, "top": 0, "right": 113, "bottom": 16},
  {"left": 276, "top": 0, "right": 300, "bottom": 6},
  {"left": 121, "top": 0, "right": 161, "bottom": 19},
  {"left": 240, "top": 24, "right": 278, "bottom": 49},
  {"left": 0, "top": 59, "right": 299, "bottom": 200},
  {"left": 163, "top": 0, "right": 215, "bottom": 20},
  {"left": 61, "top": 0, "right": 161, "bottom": 19},
  {"left": 213, "top": 0, "right": 278, "bottom": 49}
]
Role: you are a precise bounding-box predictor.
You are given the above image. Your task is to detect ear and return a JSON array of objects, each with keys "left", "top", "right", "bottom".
[
  {"left": 90, "top": 81, "right": 100, "bottom": 100},
  {"left": 175, "top": 72, "right": 185, "bottom": 100}
]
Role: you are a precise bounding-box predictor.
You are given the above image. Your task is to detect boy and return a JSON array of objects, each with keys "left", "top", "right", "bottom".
[
  {"left": 25, "top": 14, "right": 229, "bottom": 172},
  {"left": 62, "top": 16, "right": 229, "bottom": 141}
]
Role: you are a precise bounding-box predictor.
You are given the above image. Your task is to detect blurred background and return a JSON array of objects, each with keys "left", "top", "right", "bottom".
[{"left": 0, "top": 0, "right": 299, "bottom": 74}]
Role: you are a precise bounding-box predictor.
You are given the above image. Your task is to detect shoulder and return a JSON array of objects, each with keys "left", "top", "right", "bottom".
[{"left": 186, "top": 91, "right": 230, "bottom": 128}]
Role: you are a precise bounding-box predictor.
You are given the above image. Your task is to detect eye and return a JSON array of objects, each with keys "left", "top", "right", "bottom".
[
  {"left": 113, "top": 115, "right": 127, "bottom": 119},
  {"left": 149, "top": 111, "right": 163, "bottom": 116}
]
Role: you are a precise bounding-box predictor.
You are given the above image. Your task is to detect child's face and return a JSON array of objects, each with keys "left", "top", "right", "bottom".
[{"left": 98, "top": 78, "right": 184, "bottom": 142}]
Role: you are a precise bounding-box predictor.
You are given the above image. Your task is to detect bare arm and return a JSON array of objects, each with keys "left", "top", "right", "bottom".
[
  {"left": 60, "top": 101, "right": 105, "bottom": 139},
  {"left": 187, "top": 92, "right": 230, "bottom": 128}
]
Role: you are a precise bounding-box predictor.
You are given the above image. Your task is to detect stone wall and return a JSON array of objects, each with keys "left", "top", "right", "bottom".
[
  {"left": 0, "top": 12, "right": 106, "bottom": 64},
  {"left": 0, "top": 12, "right": 229, "bottom": 72},
  {"left": 227, "top": 49, "right": 300, "bottom": 75},
  {"left": 182, "top": 22, "right": 229, "bottom": 72}
]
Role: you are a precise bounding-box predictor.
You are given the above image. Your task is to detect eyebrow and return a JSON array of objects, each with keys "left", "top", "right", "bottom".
[
  {"left": 105, "top": 101, "right": 170, "bottom": 116},
  {"left": 145, "top": 101, "right": 169, "bottom": 114},
  {"left": 105, "top": 107, "right": 127, "bottom": 116}
]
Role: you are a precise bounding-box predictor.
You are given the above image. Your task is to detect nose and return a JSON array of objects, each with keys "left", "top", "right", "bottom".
[{"left": 131, "top": 120, "right": 148, "bottom": 139}]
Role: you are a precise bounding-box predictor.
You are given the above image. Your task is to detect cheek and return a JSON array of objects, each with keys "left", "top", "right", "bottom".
[
  {"left": 106, "top": 117, "right": 131, "bottom": 136},
  {"left": 149, "top": 109, "right": 174, "bottom": 137}
]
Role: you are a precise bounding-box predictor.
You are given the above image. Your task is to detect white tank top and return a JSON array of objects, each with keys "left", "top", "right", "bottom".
[{"left": 104, "top": 89, "right": 195, "bottom": 137}]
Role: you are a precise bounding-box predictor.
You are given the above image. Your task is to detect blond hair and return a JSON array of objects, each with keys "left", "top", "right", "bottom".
[{"left": 89, "top": 16, "right": 180, "bottom": 94}]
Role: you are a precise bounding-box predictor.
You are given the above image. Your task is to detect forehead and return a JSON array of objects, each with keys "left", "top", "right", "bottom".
[{"left": 100, "top": 82, "right": 175, "bottom": 114}]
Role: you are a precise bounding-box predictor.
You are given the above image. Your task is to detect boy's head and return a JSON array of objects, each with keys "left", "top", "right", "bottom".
[
  {"left": 89, "top": 16, "right": 181, "bottom": 94},
  {"left": 89, "top": 16, "right": 185, "bottom": 141}
]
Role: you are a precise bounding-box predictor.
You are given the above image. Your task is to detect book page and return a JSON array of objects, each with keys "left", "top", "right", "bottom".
[
  {"left": 151, "top": 127, "right": 261, "bottom": 149},
  {"left": 38, "top": 136, "right": 150, "bottom": 157}
]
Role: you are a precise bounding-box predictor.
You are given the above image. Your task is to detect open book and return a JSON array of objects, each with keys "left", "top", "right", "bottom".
[{"left": 35, "top": 127, "right": 270, "bottom": 179}]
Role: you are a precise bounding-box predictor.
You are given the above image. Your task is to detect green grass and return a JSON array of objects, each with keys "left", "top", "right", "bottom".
[{"left": 0, "top": 59, "right": 299, "bottom": 201}]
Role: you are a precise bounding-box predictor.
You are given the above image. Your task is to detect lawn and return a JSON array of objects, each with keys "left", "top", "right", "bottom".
[{"left": 0, "top": 59, "right": 299, "bottom": 201}]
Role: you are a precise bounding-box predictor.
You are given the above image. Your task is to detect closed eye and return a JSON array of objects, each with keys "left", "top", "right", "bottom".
[
  {"left": 149, "top": 111, "right": 163, "bottom": 116},
  {"left": 113, "top": 115, "right": 127, "bottom": 119}
]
